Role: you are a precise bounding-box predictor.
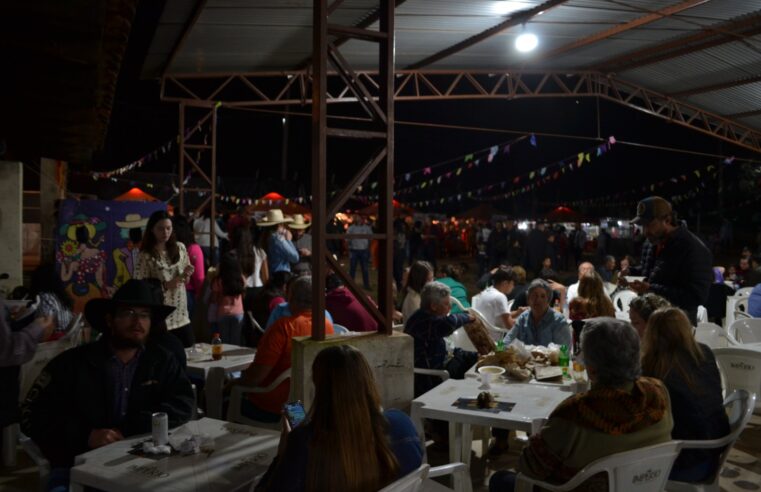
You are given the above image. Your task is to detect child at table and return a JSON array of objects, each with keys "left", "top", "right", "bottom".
[{"left": 211, "top": 253, "right": 246, "bottom": 345}]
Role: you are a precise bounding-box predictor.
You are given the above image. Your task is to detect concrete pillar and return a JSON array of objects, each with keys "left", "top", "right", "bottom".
[
  {"left": 0, "top": 162, "right": 23, "bottom": 288},
  {"left": 40, "top": 158, "right": 66, "bottom": 262},
  {"left": 291, "top": 332, "right": 414, "bottom": 411}
]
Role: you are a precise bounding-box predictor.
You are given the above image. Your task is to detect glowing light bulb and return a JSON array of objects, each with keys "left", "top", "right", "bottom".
[{"left": 515, "top": 33, "right": 538, "bottom": 52}]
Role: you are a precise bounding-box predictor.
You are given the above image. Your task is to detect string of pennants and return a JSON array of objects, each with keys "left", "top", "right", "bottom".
[
  {"left": 394, "top": 134, "right": 531, "bottom": 194},
  {"left": 546, "top": 157, "right": 740, "bottom": 208},
  {"left": 91, "top": 118, "right": 213, "bottom": 180},
  {"left": 405, "top": 136, "right": 617, "bottom": 208}
]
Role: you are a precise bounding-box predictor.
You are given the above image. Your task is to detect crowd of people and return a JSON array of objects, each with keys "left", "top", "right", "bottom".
[{"left": 2, "top": 194, "right": 760, "bottom": 492}]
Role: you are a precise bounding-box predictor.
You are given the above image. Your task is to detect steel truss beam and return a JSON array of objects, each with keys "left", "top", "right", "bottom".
[
  {"left": 309, "top": 0, "right": 395, "bottom": 340},
  {"left": 161, "top": 70, "right": 761, "bottom": 153}
]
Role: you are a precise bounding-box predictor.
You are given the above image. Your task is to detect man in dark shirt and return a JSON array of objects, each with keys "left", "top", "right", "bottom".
[
  {"left": 627, "top": 197, "right": 712, "bottom": 325},
  {"left": 21, "top": 280, "right": 194, "bottom": 489}
]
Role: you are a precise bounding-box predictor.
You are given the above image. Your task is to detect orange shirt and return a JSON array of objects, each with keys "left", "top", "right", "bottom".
[{"left": 248, "top": 311, "right": 334, "bottom": 414}]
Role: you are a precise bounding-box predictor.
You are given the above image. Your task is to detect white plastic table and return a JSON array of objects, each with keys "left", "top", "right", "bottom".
[
  {"left": 411, "top": 378, "right": 573, "bottom": 467},
  {"left": 185, "top": 344, "right": 256, "bottom": 379},
  {"left": 69, "top": 418, "right": 279, "bottom": 492}
]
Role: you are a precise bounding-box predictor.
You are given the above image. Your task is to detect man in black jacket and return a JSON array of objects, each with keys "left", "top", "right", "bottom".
[
  {"left": 627, "top": 197, "right": 712, "bottom": 325},
  {"left": 21, "top": 279, "right": 194, "bottom": 488}
]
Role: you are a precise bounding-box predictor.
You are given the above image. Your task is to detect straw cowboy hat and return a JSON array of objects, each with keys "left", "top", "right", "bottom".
[
  {"left": 85, "top": 279, "right": 175, "bottom": 329},
  {"left": 287, "top": 214, "right": 311, "bottom": 230},
  {"left": 115, "top": 213, "right": 149, "bottom": 229},
  {"left": 258, "top": 209, "right": 293, "bottom": 227}
]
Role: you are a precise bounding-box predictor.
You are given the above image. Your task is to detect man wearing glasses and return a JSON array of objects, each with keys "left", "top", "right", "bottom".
[{"left": 21, "top": 279, "right": 194, "bottom": 491}]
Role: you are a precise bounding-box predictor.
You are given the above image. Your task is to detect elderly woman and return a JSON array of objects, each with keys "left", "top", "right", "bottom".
[
  {"left": 404, "top": 281, "right": 475, "bottom": 396},
  {"left": 504, "top": 279, "right": 570, "bottom": 347},
  {"left": 490, "top": 318, "right": 674, "bottom": 492},
  {"left": 628, "top": 293, "right": 671, "bottom": 336}
]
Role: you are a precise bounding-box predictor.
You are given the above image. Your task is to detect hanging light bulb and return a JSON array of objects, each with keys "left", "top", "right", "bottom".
[{"left": 515, "top": 32, "right": 538, "bottom": 52}]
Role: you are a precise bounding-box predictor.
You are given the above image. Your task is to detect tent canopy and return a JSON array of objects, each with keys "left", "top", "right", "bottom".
[
  {"left": 114, "top": 187, "right": 161, "bottom": 202},
  {"left": 245, "top": 192, "right": 310, "bottom": 215},
  {"left": 546, "top": 206, "right": 582, "bottom": 223}
]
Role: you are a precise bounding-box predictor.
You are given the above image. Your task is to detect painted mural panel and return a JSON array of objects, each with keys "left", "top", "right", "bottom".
[{"left": 56, "top": 200, "right": 166, "bottom": 312}]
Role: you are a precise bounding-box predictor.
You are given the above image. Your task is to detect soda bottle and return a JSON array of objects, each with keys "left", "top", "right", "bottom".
[
  {"left": 559, "top": 344, "right": 570, "bottom": 379},
  {"left": 211, "top": 333, "right": 223, "bottom": 361},
  {"left": 496, "top": 339, "right": 505, "bottom": 352}
]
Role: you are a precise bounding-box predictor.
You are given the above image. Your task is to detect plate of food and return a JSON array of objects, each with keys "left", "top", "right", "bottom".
[{"left": 624, "top": 276, "right": 646, "bottom": 283}]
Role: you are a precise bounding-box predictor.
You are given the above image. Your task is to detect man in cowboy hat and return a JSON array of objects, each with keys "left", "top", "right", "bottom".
[
  {"left": 259, "top": 209, "right": 299, "bottom": 274},
  {"left": 21, "top": 279, "right": 194, "bottom": 487},
  {"left": 289, "top": 213, "right": 312, "bottom": 274}
]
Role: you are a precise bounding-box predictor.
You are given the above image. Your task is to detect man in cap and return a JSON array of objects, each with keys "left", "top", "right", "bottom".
[
  {"left": 21, "top": 279, "right": 194, "bottom": 489},
  {"left": 627, "top": 196, "right": 712, "bottom": 325}
]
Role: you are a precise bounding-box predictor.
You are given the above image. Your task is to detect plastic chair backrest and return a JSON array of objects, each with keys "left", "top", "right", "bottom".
[
  {"left": 378, "top": 463, "right": 429, "bottom": 492},
  {"left": 450, "top": 296, "right": 467, "bottom": 312},
  {"left": 735, "top": 287, "right": 754, "bottom": 297},
  {"left": 697, "top": 305, "right": 708, "bottom": 323},
  {"left": 668, "top": 390, "right": 756, "bottom": 490},
  {"left": 736, "top": 298, "right": 748, "bottom": 313},
  {"left": 713, "top": 348, "right": 761, "bottom": 410},
  {"left": 333, "top": 324, "right": 349, "bottom": 334},
  {"left": 612, "top": 290, "right": 637, "bottom": 313},
  {"left": 732, "top": 318, "right": 761, "bottom": 344},
  {"left": 694, "top": 323, "right": 738, "bottom": 349},
  {"left": 516, "top": 441, "right": 681, "bottom": 492},
  {"left": 448, "top": 328, "right": 477, "bottom": 352},
  {"left": 246, "top": 311, "right": 265, "bottom": 334},
  {"left": 18, "top": 313, "right": 84, "bottom": 401}
]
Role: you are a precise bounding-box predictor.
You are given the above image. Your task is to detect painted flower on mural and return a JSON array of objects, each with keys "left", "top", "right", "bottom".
[{"left": 61, "top": 240, "right": 79, "bottom": 257}]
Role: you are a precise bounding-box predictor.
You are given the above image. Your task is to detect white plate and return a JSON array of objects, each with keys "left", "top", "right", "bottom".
[{"left": 624, "top": 276, "right": 645, "bottom": 283}]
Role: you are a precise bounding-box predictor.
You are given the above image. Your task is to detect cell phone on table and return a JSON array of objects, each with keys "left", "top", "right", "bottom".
[{"left": 283, "top": 400, "right": 306, "bottom": 428}]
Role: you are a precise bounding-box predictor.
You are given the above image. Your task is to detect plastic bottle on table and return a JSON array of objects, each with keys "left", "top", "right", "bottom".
[
  {"left": 559, "top": 344, "right": 570, "bottom": 379},
  {"left": 211, "top": 333, "right": 223, "bottom": 360}
]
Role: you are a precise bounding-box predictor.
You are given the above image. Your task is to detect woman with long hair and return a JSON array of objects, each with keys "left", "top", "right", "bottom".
[
  {"left": 135, "top": 210, "right": 195, "bottom": 347},
  {"left": 231, "top": 224, "right": 268, "bottom": 308},
  {"left": 577, "top": 272, "right": 615, "bottom": 317},
  {"left": 172, "top": 215, "right": 205, "bottom": 321},
  {"left": 256, "top": 345, "right": 423, "bottom": 492},
  {"left": 641, "top": 307, "right": 729, "bottom": 482},
  {"left": 211, "top": 253, "right": 246, "bottom": 345},
  {"left": 401, "top": 260, "right": 434, "bottom": 320}
]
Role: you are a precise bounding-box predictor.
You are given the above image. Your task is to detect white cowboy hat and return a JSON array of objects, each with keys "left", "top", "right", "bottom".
[
  {"left": 258, "top": 209, "right": 294, "bottom": 227},
  {"left": 287, "top": 214, "right": 311, "bottom": 230},
  {"left": 115, "top": 213, "right": 149, "bottom": 229}
]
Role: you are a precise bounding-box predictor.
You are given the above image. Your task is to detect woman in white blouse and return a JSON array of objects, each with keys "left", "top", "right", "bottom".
[{"left": 135, "top": 210, "right": 195, "bottom": 347}]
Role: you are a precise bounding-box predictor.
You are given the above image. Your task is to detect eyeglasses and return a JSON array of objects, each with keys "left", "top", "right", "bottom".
[{"left": 115, "top": 309, "right": 152, "bottom": 322}]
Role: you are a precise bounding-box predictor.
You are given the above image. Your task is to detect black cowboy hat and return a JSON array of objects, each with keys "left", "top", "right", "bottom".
[{"left": 85, "top": 279, "right": 175, "bottom": 328}]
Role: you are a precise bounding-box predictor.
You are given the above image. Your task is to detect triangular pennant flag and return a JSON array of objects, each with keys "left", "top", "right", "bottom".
[
  {"left": 529, "top": 171, "right": 535, "bottom": 179},
  {"left": 577, "top": 153, "right": 584, "bottom": 165},
  {"left": 609, "top": 135, "right": 616, "bottom": 144},
  {"left": 585, "top": 153, "right": 591, "bottom": 162},
  {"left": 456, "top": 168, "right": 463, "bottom": 176},
  {"left": 423, "top": 167, "right": 432, "bottom": 175},
  {"left": 540, "top": 167, "right": 547, "bottom": 176},
  {"left": 503, "top": 144, "right": 510, "bottom": 154},
  {"left": 530, "top": 134, "right": 537, "bottom": 147},
  {"left": 464, "top": 154, "right": 474, "bottom": 162}
]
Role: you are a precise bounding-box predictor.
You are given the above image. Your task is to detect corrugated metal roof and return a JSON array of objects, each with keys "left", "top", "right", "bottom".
[{"left": 143, "top": 0, "right": 761, "bottom": 132}]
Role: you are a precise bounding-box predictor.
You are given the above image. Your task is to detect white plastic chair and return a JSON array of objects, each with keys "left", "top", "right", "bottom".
[
  {"left": 713, "top": 347, "right": 761, "bottom": 412},
  {"left": 697, "top": 305, "right": 708, "bottom": 323},
  {"left": 735, "top": 287, "right": 754, "bottom": 297},
  {"left": 731, "top": 318, "right": 761, "bottom": 344},
  {"left": 226, "top": 368, "right": 292, "bottom": 429},
  {"left": 694, "top": 323, "right": 739, "bottom": 349},
  {"left": 333, "top": 323, "right": 349, "bottom": 334},
  {"left": 19, "top": 313, "right": 83, "bottom": 401},
  {"left": 666, "top": 389, "right": 756, "bottom": 492},
  {"left": 448, "top": 328, "right": 477, "bottom": 352},
  {"left": 379, "top": 464, "right": 429, "bottom": 492},
  {"left": 611, "top": 289, "right": 637, "bottom": 313},
  {"left": 515, "top": 441, "right": 682, "bottom": 492}
]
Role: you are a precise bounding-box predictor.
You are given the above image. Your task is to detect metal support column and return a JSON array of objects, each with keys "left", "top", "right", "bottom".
[
  {"left": 311, "top": 0, "right": 395, "bottom": 339},
  {"left": 177, "top": 103, "right": 218, "bottom": 254}
]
